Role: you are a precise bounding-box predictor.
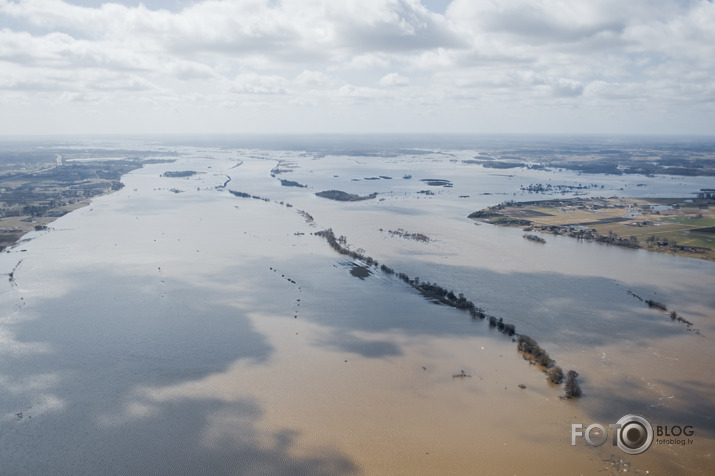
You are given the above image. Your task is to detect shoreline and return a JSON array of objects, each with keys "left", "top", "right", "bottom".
[
  {"left": 2, "top": 198, "right": 104, "bottom": 252},
  {"left": 469, "top": 196, "right": 715, "bottom": 262},
  {"left": 0, "top": 159, "right": 146, "bottom": 252}
]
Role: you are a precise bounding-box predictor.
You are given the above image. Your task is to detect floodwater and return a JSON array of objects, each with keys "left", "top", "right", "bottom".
[{"left": 0, "top": 143, "right": 713, "bottom": 475}]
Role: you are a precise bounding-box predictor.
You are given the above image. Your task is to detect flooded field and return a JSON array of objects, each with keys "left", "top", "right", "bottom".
[{"left": 0, "top": 138, "right": 713, "bottom": 475}]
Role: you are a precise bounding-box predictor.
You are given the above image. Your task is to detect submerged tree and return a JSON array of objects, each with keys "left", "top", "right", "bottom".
[
  {"left": 517, "top": 335, "right": 553, "bottom": 367},
  {"left": 564, "top": 370, "right": 582, "bottom": 398},
  {"left": 547, "top": 366, "right": 564, "bottom": 384}
]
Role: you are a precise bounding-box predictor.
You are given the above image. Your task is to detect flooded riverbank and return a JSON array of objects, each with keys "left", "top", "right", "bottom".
[{"left": 1, "top": 140, "right": 713, "bottom": 474}]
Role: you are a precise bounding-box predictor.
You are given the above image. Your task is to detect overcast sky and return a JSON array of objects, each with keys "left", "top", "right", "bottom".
[{"left": 1, "top": 0, "right": 714, "bottom": 136}]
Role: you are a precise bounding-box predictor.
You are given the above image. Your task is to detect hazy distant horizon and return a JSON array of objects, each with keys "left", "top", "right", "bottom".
[
  {"left": 2, "top": 131, "right": 715, "bottom": 143},
  {"left": 2, "top": 132, "right": 715, "bottom": 163}
]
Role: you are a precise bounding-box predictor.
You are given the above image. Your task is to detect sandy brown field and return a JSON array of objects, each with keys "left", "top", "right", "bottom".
[{"left": 473, "top": 197, "right": 715, "bottom": 261}]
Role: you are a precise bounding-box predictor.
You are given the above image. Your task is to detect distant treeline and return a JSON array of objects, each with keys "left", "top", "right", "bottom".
[
  {"left": 520, "top": 183, "right": 601, "bottom": 193},
  {"left": 556, "top": 159, "right": 715, "bottom": 177},
  {"left": 575, "top": 229, "right": 641, "bottom": 249},
  {"left": 297, "top": 209, "right": 314, "bottom": 223},
  {"left": 314, "top": 227, "right": 581, "bottom": 398},
  {"left": 383, "top": 228, "right": 430, "bottom": 242},
  {"left": 481, "top": 161, "right": 525, "bottom": 169},
  {"left": 643, "top": 235, "right": 706, "bottom": 254},
  {"left": 162, "top": 170, "right": 197, "bottom": 178},
  {"left": 229, "top": 189, "right": 293, "bottom": 208},
  {"left": 280, "top": 179, "right": 307, "bottom": 188},
  {"left": 315, "top": 190, "right": 378, "bottom": 201},
  {"left": 420, "top": 178, "right": 453, "bottom": 187},
  {"left": 229, "top": 190, "right": 270, "bottom": 202}
]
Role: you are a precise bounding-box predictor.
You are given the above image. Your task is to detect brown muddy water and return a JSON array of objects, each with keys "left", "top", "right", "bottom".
[{"left": 0, "top": 146, "right": 713, "bottom": 475}]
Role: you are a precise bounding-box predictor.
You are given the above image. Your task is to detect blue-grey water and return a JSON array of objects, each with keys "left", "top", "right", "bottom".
[{"left": 0, "top": 137, "right": 713, "bottom": 475}]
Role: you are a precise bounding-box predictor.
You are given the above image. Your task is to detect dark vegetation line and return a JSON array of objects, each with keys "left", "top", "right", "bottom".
[
  {"left": 224, "top": 171, "right": 582, "bottom": 398},
  {"left": 420, "top": 178, "right": 453, "bottom": 187},
  {"left": 381, "top": 228, "right": 430, "bottom": 242},
  {"left": 270, "top": 160, "right": 295, "bottom": 176},
  {"left": 315, "top": 190, "right": 378, "bottom": 201},
  {"left": 627, "top": 290, "right": 698, "bottom": 332},
  {"left": 297, "top": 210, "right": 314, "bottom": 224},
  {"left": 523, "top": 233, "right": 546, "bottom": 244},
  {"left": 162, "top": 170, "right": 197, "bottom": 178},
  {"left": 229, "top": 190, "right": 270, "bottom": 202},
  {"left": 520, "top": 183, "right": 601, "bottom": 193},
  {"left": 7, "top": 258, "right": 23, "bottom": 285},
  {"left": 279, "top": 179, "right": 307, "bottom": 188},
  {"left": 464, "top": 153, "right": 715, "bottom": 177},
  {"left": 228, "top": 189, "right": 293, "bottom": 208},
  {"left": 313, "top": 227, "right": 581, "bottom": 399}
]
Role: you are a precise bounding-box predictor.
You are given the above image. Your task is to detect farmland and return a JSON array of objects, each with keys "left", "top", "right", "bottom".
[{"left": 470, "top": 196, "right": 715, "bottom": 261}]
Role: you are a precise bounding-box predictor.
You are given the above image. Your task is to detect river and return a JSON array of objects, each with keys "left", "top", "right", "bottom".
[{"left": 0, "top": 140, "right": 713, "bottom": 475}]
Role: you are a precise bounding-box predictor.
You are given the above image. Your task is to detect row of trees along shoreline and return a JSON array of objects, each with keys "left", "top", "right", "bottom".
[
  {"left": 313, "top": 227, "right": 581, "bottom": 399},
  {"left": 225, "top": 188, "right": 582, "bottom": 398}
]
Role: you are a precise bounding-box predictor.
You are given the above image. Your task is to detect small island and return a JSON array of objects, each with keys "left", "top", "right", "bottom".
[
  {"left": 162, "top": 170, "right": 198, "bottom": 178},
  {"left": 469, "top": 195, "right": 715, "bottom": 261},
  {"left": 523, "top": 233, "right": 546, "bottom": 244},
  {"left": 315, "top": 190, "right": 378, "bottom": 202},
  {"left": 279, "top": 179, "right": 307, "bottom": 188},
  {"left": 420, "top": 178, "right": 453, "bottom": 187}
]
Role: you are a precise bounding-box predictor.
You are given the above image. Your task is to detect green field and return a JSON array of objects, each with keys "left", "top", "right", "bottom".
[{"left": 470, "top": 197, "right": 715, "bottom": 261}]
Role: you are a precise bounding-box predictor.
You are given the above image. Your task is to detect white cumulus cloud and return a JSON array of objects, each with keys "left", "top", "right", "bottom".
[
  {"left": 0, "top": 0, "right": 712, "bottom": 134},
  {"left": 378, "top": 73, "right": 410, "bottom": 87}
]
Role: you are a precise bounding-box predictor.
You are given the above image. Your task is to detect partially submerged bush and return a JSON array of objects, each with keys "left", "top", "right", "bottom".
[
  {"left": 517, "top": 335, "right": 553, "bottom": 367},
  {"left": 547, "top": 366, "right": 564, "bottom": 384},
  {"left": 564, "top": 370, "right": 582, "bottom": 398}
]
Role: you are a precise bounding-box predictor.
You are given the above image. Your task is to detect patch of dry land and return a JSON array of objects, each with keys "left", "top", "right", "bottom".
[
  {"left": 0, "top": 159, "right": 144, "bottom": 250},
  {"left": 470, "top": 196, "right": 715, "bottom": 261}
]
